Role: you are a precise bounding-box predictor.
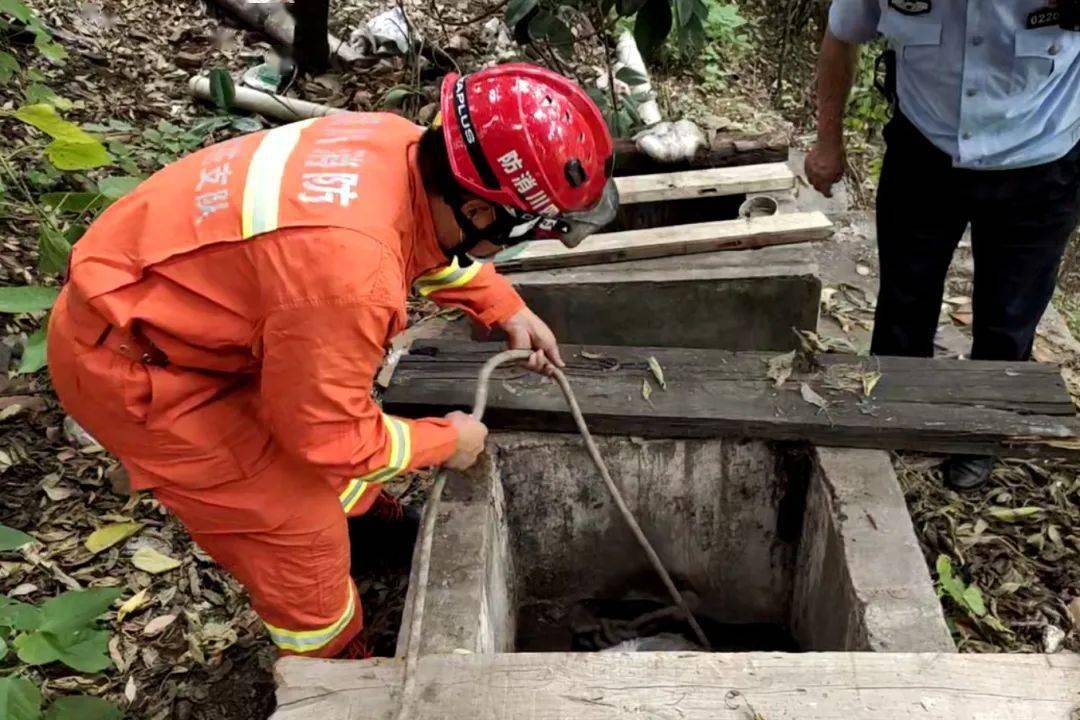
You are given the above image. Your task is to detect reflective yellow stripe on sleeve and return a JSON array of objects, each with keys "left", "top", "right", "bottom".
[
  {"left": 264, "top": 583, "right": 356, "bottom": 653},
  {"left": 240, "top": 118, "right": 317, "bottom": 239},
  {"left": 414, "top": 256, "right": 483, "bottom": 297},
  {"left": 339, "top": 415, "right": 412, "bottom": 513}
]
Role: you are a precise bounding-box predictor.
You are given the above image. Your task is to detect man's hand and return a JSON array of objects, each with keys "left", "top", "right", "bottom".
[
  {"left": 805, "top": 140, "right": 846, "bottom": 198},
  {"left": 445, "top": 411, "right": 488, "bottom": 470},
  {"left": 497, "top": 307, "right": 566, "bottom": 376}
]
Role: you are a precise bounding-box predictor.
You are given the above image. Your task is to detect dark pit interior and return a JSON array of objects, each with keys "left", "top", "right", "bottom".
[
  {"left": 493, "top": 436, "right": 812, "bottom": 653},
  {"left": 608, "top": 193, "right": 746, "bottom": 233}
]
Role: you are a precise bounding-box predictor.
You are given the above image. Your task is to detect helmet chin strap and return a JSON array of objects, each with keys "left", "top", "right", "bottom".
[{"left": 443, "top": 188, "right": 526, "bottom": 263}]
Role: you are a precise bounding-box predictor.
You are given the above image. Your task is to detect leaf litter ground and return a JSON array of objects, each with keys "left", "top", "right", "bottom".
[{"left": 2, "top": 1, "right": 1078, "bottom": 719}]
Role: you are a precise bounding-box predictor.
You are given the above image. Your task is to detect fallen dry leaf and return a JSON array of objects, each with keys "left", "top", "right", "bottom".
[
  {"left": 85, "top": 521, "right": 142, "bottom": 553},
  {"left": 9, "top": 583, "right": 37, "bottom": 597},
  {"left": 642, "top": 379, "right": 653, "bottom": 403},
  {"left": 1068, "top": 597, "right": 1080, "bottom": 630},
  {"left": 143, "top": 613, "right": 178, "bottom": 637},
  {"left": 647, "top": 356, "right": 667, "bottom": 390},
  {"left": 125, "top": 676, "right": 137, "bottom": 704},
  {"left": 117, "top": 588, "right": 151, "bottom": 622},
  {"left": 131, "top": 547, "right": 181, "bottom": 574},
  {"left": 862, "top": 371, "right": 882, "bottom": 397},
  {"left": 800, "top": 383, "right": 829, "bottom": 410},
  {"left": 766, "top": 350, "right": 795, "bottom": 388}
]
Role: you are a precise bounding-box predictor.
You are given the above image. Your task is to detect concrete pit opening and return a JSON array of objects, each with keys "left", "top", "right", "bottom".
[{"left": 401, "top": 435, "right": 955, "bottom": 658}]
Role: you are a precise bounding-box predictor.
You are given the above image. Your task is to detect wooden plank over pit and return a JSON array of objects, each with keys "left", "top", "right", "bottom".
[
  {"left": 382, "top": 341, "right": 1080, "bottom": 458},
  {"left": 496, "top": 211, "right": 833, "bottom": 274},
  {"left": 613, "top": 162, "right": 795, "bottom": 204},
  {"left": 272, "top": 651, "right": 1080, "bottom": 720}
]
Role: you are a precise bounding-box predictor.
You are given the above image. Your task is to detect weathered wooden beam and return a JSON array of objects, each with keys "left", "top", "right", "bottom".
[
  {"left": 509, "top": 245, "right": 821, "bottom": 352},
  {"left": 272, "top": 652, "right": 1080, "bottom": 720},
  {"left": 496, "top": 211, "right": 833, "bottom": 274},
  {"left": 382, "top": 341, "right": 1080, "bottom": 458},
  {"left": 614, "top": 162, "right": 795, "bottom": 205}
]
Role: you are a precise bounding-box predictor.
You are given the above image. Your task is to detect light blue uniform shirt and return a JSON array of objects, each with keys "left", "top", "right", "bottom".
[{"left": 829, "top": 0, "right": 1080, "bottom": 169}]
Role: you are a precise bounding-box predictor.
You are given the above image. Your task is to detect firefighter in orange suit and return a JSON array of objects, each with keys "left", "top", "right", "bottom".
[{"left": 47, "top": 63, "right": 617, "bottom": 658}]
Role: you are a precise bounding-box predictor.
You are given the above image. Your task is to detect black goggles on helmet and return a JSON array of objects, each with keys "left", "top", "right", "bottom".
[
  {"left": 446, "top": 178, "right": 620, "bottom": 261},
  {"left": 497, "top": 178, "right": 620, "bottom": 249}
]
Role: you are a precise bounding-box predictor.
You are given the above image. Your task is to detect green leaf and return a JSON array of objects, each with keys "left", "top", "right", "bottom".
[
  {"left": 47, "top": 628, "right": 112, "bottom": 673},
  {"left": 615, "top": 65, "right": 648, "bottom": 86},
  {"left": 14, "top": 104, "right": 84, "bottom": 141},
  {"left": 229, "top": 115, "right": 262, "bottom": 133},
  {"left": 45, "top": 139, "right": 112, "bottom": 171},
  {"left": 0, "top": 676, "right": 42, "bottom": 720},
  {"left": 0, "top": 286, "right": 58, "bottom": 313},
  {"left": 528, "top": 11, "right": 574, "bottom": 54},
  {"left": 33, "top": 32, "right": 68, "bottom": 63},
  {"left": 38, "top": 587, "right": 123, "bottom": 636},
  {"left": 615, "top": 0, "right": 648, "bottom": 16},
  {"left": 38, "top": 226, "right": 71, "bottom": 275},
  {"left": 208, "top": 68, "right": 235, "bottom": 111},
  {"left": 0, "top": 50, "right": 19, "bottom": 84},
  {"left": 986, "top": 506, "right": 1043, "bottom": 523},
  {"left": 13, "top": 105, "right": 112, "bottom": 170},
  {"left": 505, "top": 0, "right": 537, "bottom": 28},
  {"left": 0, "top": 523, "right": 34, "bottom": 551},
  {"left": 380, "top": 85, "right": 419, "bottom": 109},
  {"left": 961, "top": 585, "right": 987, "bottom": 617},
  {"left": 674, "top": 0, "right": 695, "bottom": 25},
  {"left": 0, "top": 634, "right": 7, "bottom": 660},
  {"left": 18, "top": 328, "right": 47, "bottom": 374},
  {"left": 633, "top": 0, "right": 673, "bottom": 63},
  {"left": 0, "top": 597, "right": 43, "bottom": 631},
  {"left": 13, "top": 632, "right": 62, "bottom": 666},
  {"left": 934, "top": 554, "right": 966, "bottom": 604},
  {"left": 96, "top": 175, "right": 141, "bottom": 199},
  {"left": 44, "top": 696, "right": 122, "bottom": 720},
  {"left": 40, "top": 191, "right": 107, "bottom": 213},
  {"left": 0, "top": 0, "right": 32, "bottom": 23},
  {"left": 24, "top": 84, "right": 73, "bottom": 111}
]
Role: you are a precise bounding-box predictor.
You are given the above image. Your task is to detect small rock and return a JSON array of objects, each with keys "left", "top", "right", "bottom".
[
  {"left": 856, "top": 264, "right": 872, "bottom": 276},
  {"left": 1043, "top": 624, "right": 1066, "bottom": 653},
  {"left": 447, "top": 34, "right": 470, "bottom": 52}
]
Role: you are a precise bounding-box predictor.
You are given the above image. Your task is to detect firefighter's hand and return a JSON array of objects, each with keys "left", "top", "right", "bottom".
[
  {"left": 445, "top": 411, "right": 488, "bottom": 470},
  {"left": 805, "top": 139, "right": 846, "bottom": 198},
  {"left": 498, "top": 307, "right": 566, "bottom": 377}
]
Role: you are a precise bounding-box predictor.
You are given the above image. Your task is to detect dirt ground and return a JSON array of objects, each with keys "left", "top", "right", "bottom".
[{"left": 1, "top": 1, "right": 1077, "bottom": 719}]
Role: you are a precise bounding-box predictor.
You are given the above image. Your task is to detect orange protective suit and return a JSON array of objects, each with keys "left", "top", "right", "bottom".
[{"left": 47, "top": 113, "right": 524, "bottom": 657}]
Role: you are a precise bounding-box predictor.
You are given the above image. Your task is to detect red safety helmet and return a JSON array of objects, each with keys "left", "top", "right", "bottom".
[{"left": 439, "top": 63, "right": 618, "bottom": 247}]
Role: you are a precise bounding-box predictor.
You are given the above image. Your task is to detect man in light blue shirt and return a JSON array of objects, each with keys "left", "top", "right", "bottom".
[{"left": 806, "top": 1, "right": 1080, "bottom": 490}]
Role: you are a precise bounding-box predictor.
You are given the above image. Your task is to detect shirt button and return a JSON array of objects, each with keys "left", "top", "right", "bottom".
[
  {"left": 966, "top": 88, "right": 978, "bottom": 97},
  {"left": 962, "top": 131, "right": 973, "bottom": 140},
  {"left": 972, "top": 36, "right": 984, "bottom": 46},
  {"left": 1049, "top": 44, "right": 1060, "bottom": 55}
]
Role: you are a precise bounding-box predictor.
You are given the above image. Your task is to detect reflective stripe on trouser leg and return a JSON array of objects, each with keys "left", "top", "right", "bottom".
[
  {"left": 339, "top": 415, "right": 412, "bottom": 513},
  {"left": 414, "top": 256, "right": 483, "bottom": 297},
  {"left": 240, "top": 118, "right": 317, "bottom": 238},
  {"left": 264, "top": 581, "right": 357, "bottom": 653}
]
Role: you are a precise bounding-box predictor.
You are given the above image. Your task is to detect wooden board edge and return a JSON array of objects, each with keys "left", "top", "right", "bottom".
[{"left": 497, "top": 211, "right": 834, "bottom": 274}]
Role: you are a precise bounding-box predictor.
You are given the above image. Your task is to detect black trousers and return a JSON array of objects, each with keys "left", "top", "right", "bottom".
[{"left": 871, "top": 112, "right": 1080, "bottom": 361}]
